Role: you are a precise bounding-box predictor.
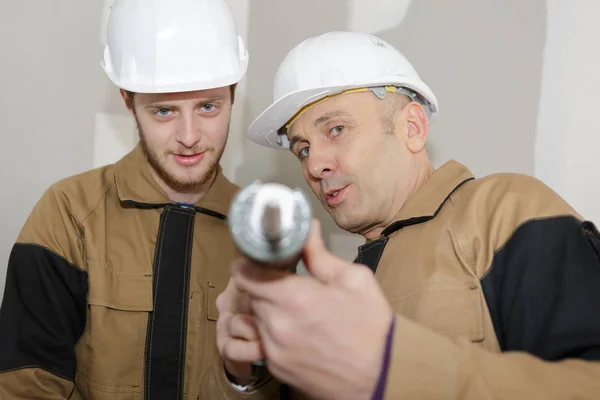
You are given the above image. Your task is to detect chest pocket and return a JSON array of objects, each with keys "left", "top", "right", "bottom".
[
  {"left": 393, "top": 282, "right": 486, "bottom": 343},
  {"left": 367, "top": 237, "right": 486, "bottom": 344},
  {"left": 75, "top": 262, "right": 153, "bottom": 396}
]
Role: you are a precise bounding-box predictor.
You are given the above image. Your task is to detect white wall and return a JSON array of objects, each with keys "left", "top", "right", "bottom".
[
  {"left": 0, "top": 0, "right": 108, "bottom": 300},
  {"left": 2, "top": 1, "right": 598, "bottom": 300},
  {"left": 534, "top": 0, "right": 600, "bottom": 224},
  {"left": 219, "top": 0, "right": 251, "bottom": 183}
]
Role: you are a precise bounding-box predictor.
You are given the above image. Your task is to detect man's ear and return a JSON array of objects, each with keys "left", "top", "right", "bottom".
[
  {"left": 403, "top": 102, "right": 429, "bottom": 153},
  {"left": 120, "top": 89, "right": 135, "bottom": 114}
]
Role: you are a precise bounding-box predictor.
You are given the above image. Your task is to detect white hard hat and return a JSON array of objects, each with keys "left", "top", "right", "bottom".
[
  {"left": 101, "top": 0, "right": 248, "bottom": 93},
  {"left": 247, "top": 31, "right": 438, "bottom": 150}
]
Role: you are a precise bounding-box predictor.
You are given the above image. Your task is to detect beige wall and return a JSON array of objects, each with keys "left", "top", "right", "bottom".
[{"left": 1, "top": 0, "right": 598, "bottom": 300}]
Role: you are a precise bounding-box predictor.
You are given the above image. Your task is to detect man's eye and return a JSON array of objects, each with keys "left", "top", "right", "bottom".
[
  {"left": 330, "top": 125, "right": 345, "bottom": 136},
  {"left": 157, "top": 108, "right": 172, "bottom": 117},
  {"left": 298, "top": 147, "right": 309, "bottom": 159},
  {"left": 202, "top": 104, "right": 215, "bottom": 112}
]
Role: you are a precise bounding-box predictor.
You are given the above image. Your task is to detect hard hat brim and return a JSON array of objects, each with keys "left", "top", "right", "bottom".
[
  {"left": 247, "top": 75, "right": 438, "bottom": 150},
  {"left": 101, "top": 60, "right": 248, "bottom": 94}
]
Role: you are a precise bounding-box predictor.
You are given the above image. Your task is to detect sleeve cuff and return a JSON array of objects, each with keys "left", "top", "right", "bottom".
[
  {"left": 224, "top": 368, "right": 258, "bottom": 392},
  {"left": 229, "top": 380, "right": 257, "bottom": 392},
  {"left": 224, "top": 364, "right": 272, "bottom": 393}
]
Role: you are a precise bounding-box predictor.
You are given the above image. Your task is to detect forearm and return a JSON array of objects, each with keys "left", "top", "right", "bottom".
[{"left": 383, "top": 316, "right": 600, "bottom": 400}]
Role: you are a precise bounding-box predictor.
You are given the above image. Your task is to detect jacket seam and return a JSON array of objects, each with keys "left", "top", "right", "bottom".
[
  {"left": 448, "top": 191, "right": 479, "bottom": 277},
  {"left": 177, "top": 210, "right": 195, "bottom": 397},
  {"left": 47, "top": 186, "right": 88, "bottom": 269},
  {"left": 144, "top": 207, "right": 170, "bottom": 398},
  {"left": 381, "top": 177, "right": 474, "bottom": 237},
  {"left": 359, "top": 240, "right": 385, "bottom": 252},
  {"left": 86, "top": 298, "right": 152, "bottom": 311},
  {"left": 580, "top": 221, "right": 600, "bottom": 269},
  {"left": 78, "top": 183, "right": 113, "bottom": 266},
  {"left": 87, "top": 263, "right": 153, "bottom": 276},
  {"left": 388, "top": 282, "right": 476, "bottom": 303},
  {"left": 0, "top": 365, "right": 75, "bottom": 382},
  {"left": 374, "top": 238, "right": 388, "bottom": 263},
  {"left": 49, "top": 178, "right": 113, "bottom": 269},
  {"left": 480, "top": 214, "right": 581, "bottom": 281},
  {"left": 12, "top": 242, "right": 85, "bottom": 273},
  {"left": 79, "top": 184, "right": 113, "bottom": 226},
  {"left": 76, "top": 372, "right": 142, "bottom": 393}
]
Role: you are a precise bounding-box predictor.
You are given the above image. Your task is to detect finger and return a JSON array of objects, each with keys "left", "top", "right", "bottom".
[
  {"left": 216, "top": 278, "right": 237, "bottom": 313},
  {"left": 216, "top": 271, "right": 253, "bottom": 314},
  {"left": 229, "top": 313, "right": 259, "bottom": 341},
  {"left": 222, "top": 338, "right": 264, "bottom": 363},
  {"left": 250, "top": 298, "right": 294, "bottom": 363},
  {"left": 216, "top": 311, "right": 233, "bottom": 351},
  {"left": 234, "top": 288, "right": 253, "bottom": 315},
  {"left": 233, "top": 256, "right": 292, "bottom": 283},
  {"left": 232, "top": 260, "right": 296, "bottom": 302},
  {"left": 302, "top": 219, "right": 345, "bottom": 283}
]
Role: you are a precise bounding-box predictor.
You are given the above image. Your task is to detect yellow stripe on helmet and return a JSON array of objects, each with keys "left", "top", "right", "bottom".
[{"left": 284, "top": 86, "right": 400, "bottom": 130}]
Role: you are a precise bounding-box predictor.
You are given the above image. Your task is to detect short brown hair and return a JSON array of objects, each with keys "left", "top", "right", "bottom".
[{"left": 378, "top": 92, "right": 411, "bottom": 135}]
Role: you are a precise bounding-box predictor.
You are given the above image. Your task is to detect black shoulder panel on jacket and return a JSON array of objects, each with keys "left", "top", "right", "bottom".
[
  {"left": 481, "top": 216, "right": 600, "bottom": 361},
  {"left": 0, "top": 243, "right": 88, "bottom": 380}
]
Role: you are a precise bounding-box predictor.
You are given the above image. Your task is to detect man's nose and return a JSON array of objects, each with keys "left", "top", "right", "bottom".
[
  {"left": 175, "top": 112, "right": 202, "bottom": 148},
  {"left": 307, "top": 145, "right": 336, "bottom": 180}
]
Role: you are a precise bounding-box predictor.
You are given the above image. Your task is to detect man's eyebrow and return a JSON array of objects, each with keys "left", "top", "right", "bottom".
[
  {"left": 288, "top": 135, "right": 304, "bottom": 150},
  {"left": 313, "top": 110, "right": 353, "bottom": 127},
  {"left": 286, "top": 110, "right": 353, "bottom": 151},
  {"left": 143, "top": 97, "right": 223, "bottom": 109},
  {"left": 193, "top": 97, "right": 223, "bottom": 105},
  {"left": 143, "top": 103, "right": 175, "bottom": 110}
]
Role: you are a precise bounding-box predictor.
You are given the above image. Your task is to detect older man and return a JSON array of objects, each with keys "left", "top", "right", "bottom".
[{"left": 217, "top": 31, "right": 600, "bottom": 399}]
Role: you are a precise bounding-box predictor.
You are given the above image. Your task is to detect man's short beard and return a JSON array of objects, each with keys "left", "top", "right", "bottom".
[{"left": 136, "top": 118, "right": 228, "bottom": 190}]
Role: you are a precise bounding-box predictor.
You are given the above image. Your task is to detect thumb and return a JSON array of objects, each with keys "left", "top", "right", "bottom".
[{"left": 302, "top": 219, "right": 345, "bottom": 283}]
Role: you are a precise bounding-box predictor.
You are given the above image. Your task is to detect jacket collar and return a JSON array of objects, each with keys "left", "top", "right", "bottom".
[
  {"left": 381, "top": 160, "right": 474, "bottom": 236},
  {"left": 113, "top": 143, "right": 238, "bottom": 217}
]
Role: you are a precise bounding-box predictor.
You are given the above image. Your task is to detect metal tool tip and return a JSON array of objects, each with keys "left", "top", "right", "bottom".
[{"left": 262, "top": 202, "right": 281, "bottom": 242}]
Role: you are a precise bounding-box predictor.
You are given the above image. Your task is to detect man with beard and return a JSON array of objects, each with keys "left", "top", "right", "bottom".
[
  {"left": 217, "top": 31, "right": 600, "bottom": 399},
  {"left": 0, "top": 0, "right": 277, "bottom": 398}
]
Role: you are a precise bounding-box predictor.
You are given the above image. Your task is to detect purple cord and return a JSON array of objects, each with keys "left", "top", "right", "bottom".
[{"left": 370, "top": 316, "right": 396, "bottom": 400}]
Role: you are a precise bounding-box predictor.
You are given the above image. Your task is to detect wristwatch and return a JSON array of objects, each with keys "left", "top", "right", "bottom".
[{"left": 225, "top": 364, "right": 271, "bottom": 392}]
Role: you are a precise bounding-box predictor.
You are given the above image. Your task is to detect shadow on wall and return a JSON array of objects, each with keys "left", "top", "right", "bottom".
[
  {"left": 235, "top": 0, "right": 354, "bottom": 251},
  {"left": 235, "top": 0, "right": 547, "bottom": 252}
]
